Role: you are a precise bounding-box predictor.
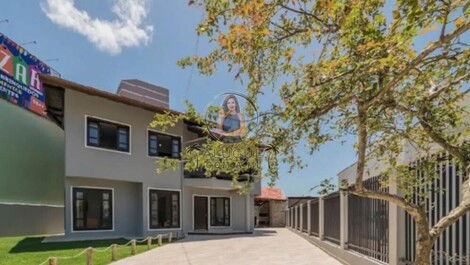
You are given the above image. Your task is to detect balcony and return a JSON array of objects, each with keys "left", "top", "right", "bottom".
[{"left": 183, "top": 168, "right": 254, "bottom": 190}]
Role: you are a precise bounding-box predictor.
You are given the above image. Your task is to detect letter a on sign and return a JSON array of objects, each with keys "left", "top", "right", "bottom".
[
  {"left": 14, "top": 57, "right": 28, "bottom": 85},
  {"left": 29, "top": 66, "right": 42, "bottom": 92}
]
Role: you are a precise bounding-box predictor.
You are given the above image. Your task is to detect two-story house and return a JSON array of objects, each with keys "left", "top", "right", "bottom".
[{"left": 41, "top": 75, "right": 261, "bottom": 240}]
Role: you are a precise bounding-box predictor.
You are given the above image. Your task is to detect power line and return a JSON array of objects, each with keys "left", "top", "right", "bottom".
[
  {"left": 44, "top": 58, "right": 60, "bottom": 62},
  {"left": 20, "top": 40, "right": 37, "bottom": 46},
  {"left": 183, "top": 11, "right": 205, "bottom": 97}
]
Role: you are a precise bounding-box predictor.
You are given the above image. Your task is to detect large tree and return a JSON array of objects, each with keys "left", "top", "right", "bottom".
[{"left": 152, "top": 1, "right": 469, "bottom": 264}]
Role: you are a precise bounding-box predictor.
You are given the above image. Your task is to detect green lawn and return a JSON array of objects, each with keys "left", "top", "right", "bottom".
[{"left": 0, "top": 235, "right": 170, "bottom": 265}]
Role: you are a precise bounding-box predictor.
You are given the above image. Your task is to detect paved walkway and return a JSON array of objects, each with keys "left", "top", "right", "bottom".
[{"left": 112, "top": 228, "right": 342, "bottom": 265}]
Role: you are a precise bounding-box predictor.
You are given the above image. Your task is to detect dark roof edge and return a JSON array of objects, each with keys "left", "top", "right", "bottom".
[{"left": 40, "top": 75, "right": 182, "bottom": 115}]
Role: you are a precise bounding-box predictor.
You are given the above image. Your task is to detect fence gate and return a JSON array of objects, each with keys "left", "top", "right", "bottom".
[{"left": 348, "top": 176, "right": 389, "bottom": 263}]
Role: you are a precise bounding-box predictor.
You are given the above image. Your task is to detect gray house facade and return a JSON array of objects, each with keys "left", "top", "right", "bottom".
[{"left": 42, "top": 75, "right": 260, "bottom": 240}]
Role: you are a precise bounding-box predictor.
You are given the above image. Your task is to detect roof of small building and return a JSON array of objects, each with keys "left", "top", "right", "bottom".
[{"left": 255, "top": 187, "right": 287, "bottom": 201}]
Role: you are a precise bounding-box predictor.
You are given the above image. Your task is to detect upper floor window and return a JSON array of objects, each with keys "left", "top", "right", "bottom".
[
  {"left": 148, "top": 131, "right": 181, "bottom": 158},
  {"left": 86, "top": 117, "right": 130, "bottom": 153}
]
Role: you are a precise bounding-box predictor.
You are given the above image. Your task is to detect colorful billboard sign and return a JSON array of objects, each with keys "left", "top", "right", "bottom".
[{"left": 0, "top": 32, "right": 50, "bottom": 115}]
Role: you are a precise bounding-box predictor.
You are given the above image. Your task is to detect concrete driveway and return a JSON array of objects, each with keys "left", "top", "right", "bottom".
[{"left": 112, "top": 228, "right": 342, "bottom": 265}]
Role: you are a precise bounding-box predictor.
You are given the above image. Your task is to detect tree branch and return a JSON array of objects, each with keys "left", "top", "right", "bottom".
[
  {"left": 430, "top": 176, "right": 470, "bottom": 240},
  {"left": 278, "top": 3, "right": 332, "bottom": 28},
  {"left": 355, "top": 101, "right": 368, "bottom": 191},
  {"left": 309, "top": 69, "right": 356, "bottom": 88},
  {"left": 365, "top": 21, "right": 470, "bottom": 108},
  {"left": 427, "top": 72, "right": 470, "bottom": 100},
  {"left": 439, "top": 1, "right": 451, "bottom": 40},
  {"left": 391, "top": 101, "right": 468, "bottom": 165},
  {"left": 350, "top": 189, "right": 427, "bottom": 222},
  {"left": 305, "top": 94, "right": 354, "bottom": 120},
  {"left": 418, "top": 118, "right": 468, "bottom": 164}
]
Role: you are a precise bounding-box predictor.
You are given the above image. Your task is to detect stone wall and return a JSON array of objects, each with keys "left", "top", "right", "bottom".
[{"left": 270, "top": 200, "right": 287, "bottom": 227}]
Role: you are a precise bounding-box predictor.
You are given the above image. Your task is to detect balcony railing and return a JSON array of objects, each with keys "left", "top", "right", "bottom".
[{"left": 183, "top": 168, "right": 254, "bottom": 182}]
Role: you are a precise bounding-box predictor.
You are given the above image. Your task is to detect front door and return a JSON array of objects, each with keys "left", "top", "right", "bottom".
[{"left": 194, "top": 196, "right": 208, "bottom": 230}]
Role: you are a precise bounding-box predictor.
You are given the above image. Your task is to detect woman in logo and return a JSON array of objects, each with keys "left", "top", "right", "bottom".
[{"left": 216, "top": 94, "right": 246, "bottom": 142}]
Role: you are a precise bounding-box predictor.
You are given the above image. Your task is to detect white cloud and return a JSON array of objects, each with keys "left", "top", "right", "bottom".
[{"left": 41, "top": 0, "right": 153, "bottom": 55}]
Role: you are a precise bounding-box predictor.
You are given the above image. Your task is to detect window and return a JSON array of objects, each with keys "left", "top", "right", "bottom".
[
  {"left": 86, "top": 117, "right": 130, "bottom": 152},
  {"left": 149, "top": 189, "right": 180, "bottom": 229},
  {"left": 72, "top": 187, "right": 113, "bottom": 231},
  {"left": 210, "top": 197, "right": 230, "bottom": 226},
  {"left": 148, "top": 131, "right": 181, "bottom": 158}
]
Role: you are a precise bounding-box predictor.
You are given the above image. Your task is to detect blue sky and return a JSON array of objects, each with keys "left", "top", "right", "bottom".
[{"left": 1, "top": 0, "right": 357, "bottom": 196}]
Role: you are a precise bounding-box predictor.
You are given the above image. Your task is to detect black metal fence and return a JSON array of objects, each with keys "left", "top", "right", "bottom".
[
  {"left": 310, "top": 199, "right": 319, "bottom": 236},
  {"left": 302, "top": 203, "right": 308, "bottom": 232},
  {"left": 324, "top": 192, "right": 340, "bottom": 244},
  {"left": 348, "top": 176, "right": 389, "bottom": 263},
  {"left": 404, "top": 155, "right": 469, "bottom": 265}
]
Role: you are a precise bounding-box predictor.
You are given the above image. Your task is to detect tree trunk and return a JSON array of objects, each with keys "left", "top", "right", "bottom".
[
  {"left": 411, "top": 207, "right": 433, "bottom": 265},
  {"left": 414, "top": 237, "right": 433, "bottom": 265}
]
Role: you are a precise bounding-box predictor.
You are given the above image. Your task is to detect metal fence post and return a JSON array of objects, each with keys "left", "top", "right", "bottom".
[
  {"left": 319, "top": 196, "right": 325, "bottom": 240},
  {"left": 297, "top": 205, "right": 301, "bottom": 230},
  {"left": 287, "top": 208, "right": 290, "bottom": 227},
  {"left": 307, "top": 200, "right": 311, "bottom": 235},
  {"left": 294, "top": 206, "right": 298, "bottom": 229},
  {"left": 389, "top": 178, "right": 405, "bottom": 265},
  {"left": 286, "top": 208, "right": 289, "bottom": 227},
  {"left": 291, "top": 207, "right": 294, "bottom": 228},
  {"left": 340, "top": 190, "right": 348, "bottom": 249}
]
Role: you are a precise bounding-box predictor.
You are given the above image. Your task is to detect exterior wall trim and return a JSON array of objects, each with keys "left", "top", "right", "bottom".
[
  {"left": 70, "top": 185, "right": 115, "bottom": 233},
  {"left": 146, "top": 187, "right": 183, "bottom": 231}
]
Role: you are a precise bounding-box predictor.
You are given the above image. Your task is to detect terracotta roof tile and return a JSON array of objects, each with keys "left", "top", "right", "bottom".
[{"left": 256, "top": 187, "right": 286, "bottom": 201}]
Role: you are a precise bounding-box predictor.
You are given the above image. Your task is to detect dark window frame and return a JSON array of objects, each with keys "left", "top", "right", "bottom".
[
  {"left": 147, "top": 130, "right": 181, "bottom": 159},
  {"left": 210, "top": 197, "right": 231, "bottom": 227},
  {"left": 86, "top": 116, "right": 130, "bottom": 153},
  {"left": 148, "top": 189, "right": 181, "bottom": 229},
  {"left": 72, "top": 187, "right": 113, "bottom": 231}
]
